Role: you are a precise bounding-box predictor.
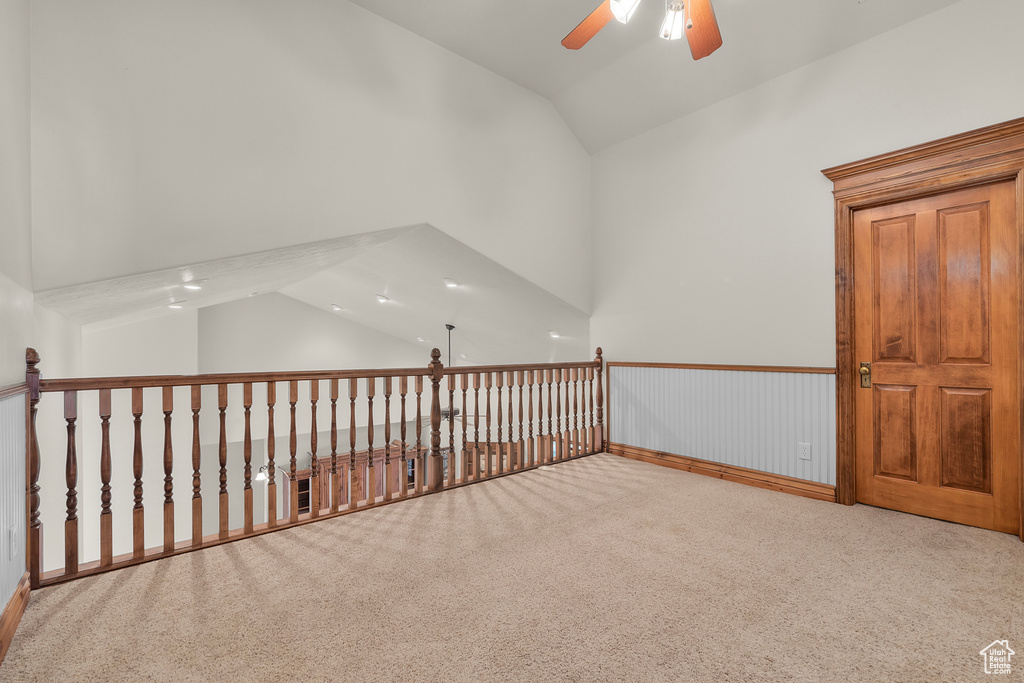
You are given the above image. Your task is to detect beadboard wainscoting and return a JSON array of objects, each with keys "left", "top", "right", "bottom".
[
  {"left": 607, "top": 364, "right": 836, "bottom": 495},
  {"left": 0, "top": 391, "right": 26, "bottom": 597},
  {"left": 0, "top": 389, "right": 29, "bottom": 664}
]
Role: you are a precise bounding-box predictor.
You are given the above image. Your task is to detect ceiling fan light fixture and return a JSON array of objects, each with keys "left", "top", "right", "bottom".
[
  {"left": 660, "top": 1, "right": 685, "bottom": 40},
  {"left": 611, "top": 0, "right": 642, "bottom": 24}
]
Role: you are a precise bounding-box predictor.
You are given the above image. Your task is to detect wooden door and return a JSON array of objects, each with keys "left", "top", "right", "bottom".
[{"left": 853, "top": 180, "right": 1020, "bottom": 533}]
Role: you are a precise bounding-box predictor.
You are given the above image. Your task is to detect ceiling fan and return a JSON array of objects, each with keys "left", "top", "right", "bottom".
[{"left": 562, "top": 0, "right": 722, "bottom": 60}]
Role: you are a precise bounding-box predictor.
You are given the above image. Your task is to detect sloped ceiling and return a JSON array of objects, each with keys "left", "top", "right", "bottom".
[
  {"left": 347, "top": 0, "right": 963, "bottom": 152},
  {"left": 281, "top": 225, "right": 589, "bottom": 363},
  {"left": 37, "top": 225, "right": 590, "bottom": 364}
]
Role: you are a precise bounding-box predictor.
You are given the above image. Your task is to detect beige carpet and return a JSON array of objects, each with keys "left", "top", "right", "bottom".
[{"left": 4, "top": 453, "right": 1023, "bottom": 682}]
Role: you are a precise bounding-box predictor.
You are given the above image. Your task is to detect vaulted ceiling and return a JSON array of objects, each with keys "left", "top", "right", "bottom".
[
  {"left": 31, "top": 0, "right": 968, "bottom": 365},
  {"left": 347, "top": 0, "right": 963, "bottom": 152}
]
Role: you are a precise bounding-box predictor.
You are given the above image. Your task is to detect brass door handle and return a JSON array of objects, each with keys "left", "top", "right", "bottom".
[{"left": 859, "top": 362, "right": 871, "bottom": 387}]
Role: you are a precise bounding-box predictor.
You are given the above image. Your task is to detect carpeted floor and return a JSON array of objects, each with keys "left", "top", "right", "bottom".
[{"left": 3, "top": 453, "right": 1022, "bottom": 682}]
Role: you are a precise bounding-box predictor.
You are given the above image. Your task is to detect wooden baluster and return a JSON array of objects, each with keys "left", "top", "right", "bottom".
[
  {"left": 26, "top": 349, "right": 42, "bottom": 588},
  {"left": 472, "top": 374, "right": 481, "bottom": 481},
  {"left": 191, "top": 385, "right": 202, "bottom": 546},
  {"left": 517, "top": 371, "right": 525, "bottom": 470},
  {"left": 586, "top": 367, "right": 594, "bottom": 454},
  {"left": 527, "top": 371, "right": 535, "bottom": 468},
  {"left": 64, "top": 391, "right": 78, "bottom": 575},
  {"left": 400, "top": 376, "right": 408, "bottom": 498},
  {"left": 545, "top": 369, "right": 553, "bottom": 464},
  {"left": 572, "top": 368, "right": 580, "bottom": 458},
  {"left": 99, "top": 389, "right": 113, "bottom": 566},
  {"left": 218, "top": 384, "right": 229, "bottom": 538},
  {"left": 537, "top": 370, "right": 545, "bottom": 465},
  {"left": 330, "top": 379, "right": 339, "bottom": 513},
  {"left": 460, "top": 374, "right": 468, "bottom": 483},
  {"left": 447, "top": 373, "right": 456, "bottom": 486},
  {"left": 366, "top": 377, "right": 376, "bottom": 505},
  {"left": 243, "top": 383, "right": 254, "bottom": 532},
  {"left": 564, "top": 369, "right": 572, "bottom": 459},
  {"left": 595, "top": 348, "right": 604, "bottom": 451},
  {"left": 484, "top": 373, "right": 493, "bottom": 477},
  {"left": 507, "top": 371, "right": 516, "bottom": 470},
  {"left": 428, "top": 348, "right": 444, "bottom": 491},
  {"left": 384, "top": 376, "right": 393, "bottom": 501},
  {"left": 496, "top": 371, "right": 504, "bottom": 475},
  {"left": 163, "top": 386, "right": 176, "bottom": 551},
  {"left": 309, "top": 380, "right": 319, "bottom": 518},
  {"left": 289, "top": 381, "right": 298, "bottom": 522},
  {"left": 557, "top": 370, "right": 565, "bottom": 462},
  {"left": 349, "top": 378, "right": 358, "bottom": 510},
  {"left": 132, "top": 387, "right": 146, "bottom": 556},
  {"left": 415, "top": 376, "right": 423, "bottom": 494},
  {"left": 267, "top": 382, "right": 277, "bottom": 528}
]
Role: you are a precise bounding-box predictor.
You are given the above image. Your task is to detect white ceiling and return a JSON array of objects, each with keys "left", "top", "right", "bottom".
[
  {"left": 281, "top": 225, "right": 590, "bottom": 364},
  {"left": 347, "top": 0, "right": 963, "bottom": 151},
  {"left": 35, "top": 229, "right": 408, "bottom": 325},
  {"left": 37, "top": 225, "right": 590, "bottom": 365}
]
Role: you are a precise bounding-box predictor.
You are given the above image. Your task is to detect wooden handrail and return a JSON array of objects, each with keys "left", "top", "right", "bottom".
[
  {"left": 605, "top": 361, "right": 835, "bottom": 374},
  {"left": 25, "top": 346, "right": 608, "bottom": 588},
  {"left": 441, "top": 359, "right": 599, "bottom": 376},
  {"left": 38, "top": 366, "right": 431, "bottom": 392}
]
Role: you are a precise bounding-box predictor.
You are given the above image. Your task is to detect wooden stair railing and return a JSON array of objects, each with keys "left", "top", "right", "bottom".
[{"left": 25, "top": 347, "right": 604, "bottom": 588}]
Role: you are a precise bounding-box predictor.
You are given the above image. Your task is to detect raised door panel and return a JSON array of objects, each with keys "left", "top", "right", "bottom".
[
  {"left": 872, "top": 215, "right": 917, "bottom": 363},
  {"left": 939, "top": 387, "right": 992, "bottom": 494},
  {"left": 873, "top": 385, "right": 917, "bottom": 482},
  {"left": 938, "top": 204, "right": 990, "bottom": 364}
]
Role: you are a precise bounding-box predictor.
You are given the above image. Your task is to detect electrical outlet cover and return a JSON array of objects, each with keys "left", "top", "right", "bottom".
[{"left": 798, "top": 443, "right": 812, "bottom": 461}]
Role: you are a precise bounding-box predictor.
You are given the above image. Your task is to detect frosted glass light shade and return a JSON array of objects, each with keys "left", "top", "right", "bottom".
[
  {"left": 660, "top": 7, "right": 684, "bottom": 40},
  {"left": 611, "top": 0, "right": 642, "bottom": 23}
]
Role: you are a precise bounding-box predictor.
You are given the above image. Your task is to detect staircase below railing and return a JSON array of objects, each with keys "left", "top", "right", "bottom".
[{"left": 25, "top": 348, "right": 604, "bottom": 587}]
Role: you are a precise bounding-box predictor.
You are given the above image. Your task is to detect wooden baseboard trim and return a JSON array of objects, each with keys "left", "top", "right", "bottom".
[
  {"left": 608, "top": 443, "right": 837, "bottom": 503},
  {"left": 0, "top": 573, "right": 30, "bottom": 666}
]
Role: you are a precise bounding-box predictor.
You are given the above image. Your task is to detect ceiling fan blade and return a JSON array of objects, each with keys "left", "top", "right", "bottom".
[
  {"left": 562, "top": 1, "right": 614, "bottom": 50},
  {"left": 684, "top": 0, "right": 723, "bottom": 60}
]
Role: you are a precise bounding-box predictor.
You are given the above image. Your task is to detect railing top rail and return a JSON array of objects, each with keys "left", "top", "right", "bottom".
[
  {"left": 39, "top": 366, "right": 431, "bottom": 393},
  {"left": 605, "top": 361, "right": 835, "bottom": 375},
  {"left": 441, "top": 360, "right": 600, "bottom": 376}
]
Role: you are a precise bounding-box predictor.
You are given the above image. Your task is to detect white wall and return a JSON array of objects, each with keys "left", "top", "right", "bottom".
[
  {"left": 199, "top": 293, "right": 425, "bottom": 373},
  {"left": 33, "top": 305, "right": 82, "bottom": 379},
  {"left": 29, "top": 0, "right": 592, "bottom": 312},
  {"left": 0, "top": 0, "right": 32, "bottom": 387},
  {"left": 83, "top": 310, "right": 199, "bottom": 377},
  {"left": 591, "top": 0, "right": 1024, "bottom": 367}
]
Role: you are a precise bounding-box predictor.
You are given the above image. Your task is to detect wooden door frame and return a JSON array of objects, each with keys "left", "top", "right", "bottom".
[{"left": 823, "top": 117, "right": 1024, "bottom": 540}]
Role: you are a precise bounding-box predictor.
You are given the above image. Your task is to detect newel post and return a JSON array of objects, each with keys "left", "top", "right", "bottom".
[
  {"left": 26, "top": 348, "right": 42, "bottom": 588},
  {"left": 427, "top": 348, "right": 444, "bottom": 492},
  {"left": 595, "top": 347, "right": 605, "bottom": 452}
]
